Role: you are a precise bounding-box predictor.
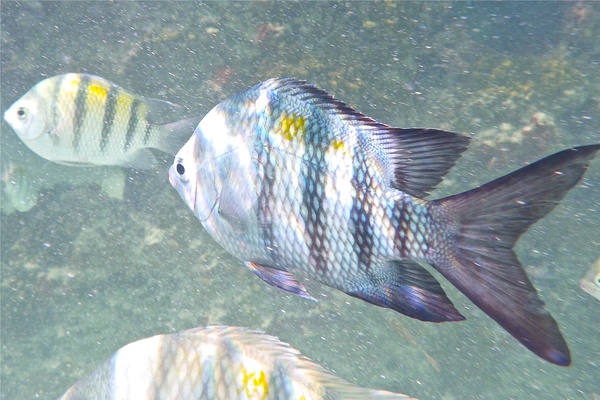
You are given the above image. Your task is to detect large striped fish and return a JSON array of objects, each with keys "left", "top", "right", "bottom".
[
  {"left": 3, "top": 73, "right": 199, "bottom": 168},
  {"left": 169, "top": 78, "right": 600, "bottom": 366},
  {"left": 59, "top": 326, "right": 415, "bottom": 400}
]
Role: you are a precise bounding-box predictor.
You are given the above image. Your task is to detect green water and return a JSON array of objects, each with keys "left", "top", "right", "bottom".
[{"left": 1, "top": 2, "right": 599, "bottom": 399}]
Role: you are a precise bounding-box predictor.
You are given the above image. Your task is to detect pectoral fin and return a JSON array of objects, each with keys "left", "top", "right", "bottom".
[
  {"left": 245, "top": 262, "right": 316, "bottom": 301},
  {"left": 217, "top": 188, "right": 250, "bottom": 231},
  {"left": 217, "top": 155, "right": 262, "bottom": 231}
]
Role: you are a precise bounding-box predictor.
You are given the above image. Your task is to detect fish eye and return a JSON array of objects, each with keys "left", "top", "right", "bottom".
[
  {"left": 176, "top": 162, "right": 185, "bottom": 176},
  {"left": 16, "top": 107, "right": 27, "bottom": 120}
]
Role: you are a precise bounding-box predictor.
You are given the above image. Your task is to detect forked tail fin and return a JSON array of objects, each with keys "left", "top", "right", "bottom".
[
  {"left": 429, "top": 145, "right": 600, "bottom": 366},
  {"left": 157, "top": 116, "right": 203, "bottom": 155}
]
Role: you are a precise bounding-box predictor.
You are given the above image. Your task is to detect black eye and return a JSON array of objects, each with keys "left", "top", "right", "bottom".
[
  {"left": 176, "top": 163, "right": 185, "bottom": 175},
  {"left": 17, "top": 107, "right": 27, "bottom": 119}
]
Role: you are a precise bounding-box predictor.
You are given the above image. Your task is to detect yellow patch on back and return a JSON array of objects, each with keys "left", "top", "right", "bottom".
[
  {"left": 331, "top": 138, "right": 350, "bottom": 155},
  {"left": 86, "top": 82, "right": 109, "bottom": 110},
  {"left": 327, "top": 138, "right": 352, "bottom": 160},
  {"left": 241, "top": 365, "right": 269, "bottom": 400},
  {"left": 331, "top": 139, "right": 345, "bottom": 151},
  {"left": 276, "top": 113, "right": 306, "bottom": 142}
]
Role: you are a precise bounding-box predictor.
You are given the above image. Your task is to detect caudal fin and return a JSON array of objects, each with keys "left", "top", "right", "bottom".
[
  {"left": 157, "top": 116, "right": 202, "bottom": 155},
  {"left": 429, "top": 145, "right": 600, "bottom": 366}
]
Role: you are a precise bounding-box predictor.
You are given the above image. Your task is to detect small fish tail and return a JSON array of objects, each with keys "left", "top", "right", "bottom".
[
  {"left": 157, "top": 116, "right": 202, "bottom": 155},
  {"left": 429, "top": 144, "right": 600, "bottom": 366}
]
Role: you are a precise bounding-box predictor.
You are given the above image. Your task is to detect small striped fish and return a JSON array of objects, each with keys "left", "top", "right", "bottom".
[
  {"left": 4, "top": 73, "right": 199, "bottom": 168},
  {"left": 1, "top": 159, "right": 37, "bottom": 213},
  {"left": 169, "top": 78, "right": 600, "bottom": 366},
  {"left": 59, "top": 326, "right": 415, "bottom": 400}
]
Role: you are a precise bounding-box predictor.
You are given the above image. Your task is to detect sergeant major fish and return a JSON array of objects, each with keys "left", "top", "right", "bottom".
[
  {"left": 3, "top": 73, "right": 200, "bottom": 168},
  {"left": 169, "top": 78, "right": 600, "bottom": 366},
  {"left": 59, "top": 326, "right": 415, "bottom": 400}
]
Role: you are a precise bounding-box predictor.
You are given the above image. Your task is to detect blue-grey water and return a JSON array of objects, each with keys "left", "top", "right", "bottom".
[{"left": 1, "top": 2, "right": 599, "bottom": 399}]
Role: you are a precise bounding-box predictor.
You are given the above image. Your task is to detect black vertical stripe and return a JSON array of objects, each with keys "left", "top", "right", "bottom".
[
  {"left": 124, "top": 98, "right": 141, "bottom": 152},
  {"left": 301, "top": 164, "right": 329, "bottom": 275},
  {"left": 393, "top": 198, "right": 412, "bottom": 257},
  {"left": 350, "top": 155, "right": 375, "bottom": 272},
  {"left": 72, "top": 75, "right": 90, "bottom": 152},
  {"left": 392, "top": 199, "right": 433, "bottom": 259},
  {"left": 300, "top": 127, "right": 329, "bottom": 275},
  {"left": 143, "top": 122, "right": 152, "bottom": 146},
  {"left": 100, "top": 85, "right": 118, "bottom": 152},
  {"left": 256, "top": 135, "right": 278, "bottom": 263},
  {"left": 392, "top": 198, "right": 408, "bottom": 257}
]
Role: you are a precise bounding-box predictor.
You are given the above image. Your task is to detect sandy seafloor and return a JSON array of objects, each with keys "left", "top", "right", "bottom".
[{"left": 1, "top": 2, "right": 599, "bottom": 399}]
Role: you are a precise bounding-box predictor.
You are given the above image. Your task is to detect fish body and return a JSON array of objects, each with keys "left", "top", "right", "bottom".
[
  {"left": 170, "top": 78, "right": 600, "bottom": 366},
  {"left": 59, "top": 326, "right": 414, "bottom": 400},
  {"left": 3, "top": 73, "right": 199, "bottom": 167},
  {"left": 580, "top": 256, "right": 600, "bottom": 301},
  {"left": 0, "top": 159, "right": 37, "bottom": 213}
]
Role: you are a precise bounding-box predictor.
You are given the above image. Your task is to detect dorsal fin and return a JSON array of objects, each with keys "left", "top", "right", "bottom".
[
  {"left": 374, "top": 127, "right": 470, "bottom": 197},
  {"left": 260, "top": 78, "right": 470, "bottom": 197}
]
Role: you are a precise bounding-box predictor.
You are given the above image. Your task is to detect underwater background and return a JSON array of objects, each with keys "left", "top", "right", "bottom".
[{"left": 1, "top": 1, "right": 599, "bottom": 399}]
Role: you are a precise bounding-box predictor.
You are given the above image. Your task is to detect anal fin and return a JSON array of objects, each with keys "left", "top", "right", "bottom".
[
  {"left": 245, "top": 262, "right": 316, "bottom": 301},
  {"left": 347, "top": 260, "right": 464, "bottom": 322}
]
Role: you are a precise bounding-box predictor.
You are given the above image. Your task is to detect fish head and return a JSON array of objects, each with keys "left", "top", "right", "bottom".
[
  {"left": 3, "top": 89, "right": 50, "bottom": 141},
  {"left": 169, "top": 110, "right": 224, "bottom": 221},
  {"left": 170, "top": 105, "right": 251, "bottom": 225}
]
